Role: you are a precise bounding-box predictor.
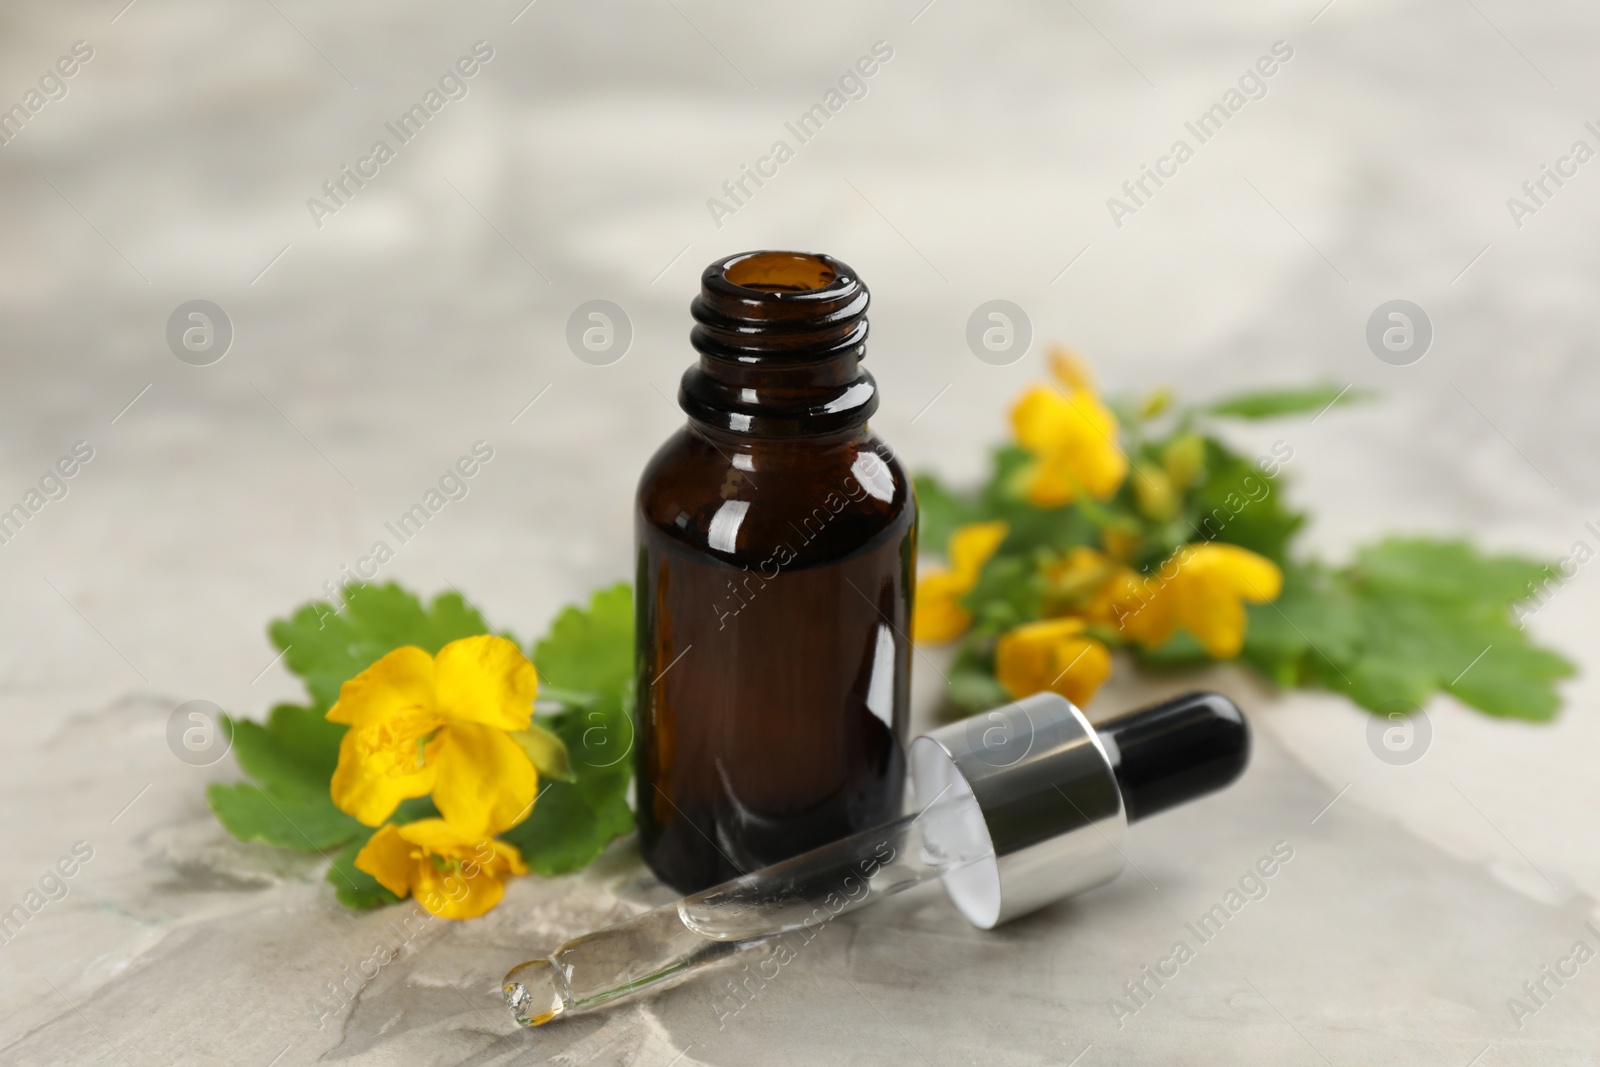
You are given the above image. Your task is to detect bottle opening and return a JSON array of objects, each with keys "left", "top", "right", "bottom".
[
  {"left": 686, "top": 250, "right": 875, "bottom": 435},
  {"left": 723, "top": 251, "right": 837, "bottom": 293}
]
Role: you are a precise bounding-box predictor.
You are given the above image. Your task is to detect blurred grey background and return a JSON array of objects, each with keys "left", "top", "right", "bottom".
[{"left": 2, "top": 1, "right": 1597, "bottom": 1063}]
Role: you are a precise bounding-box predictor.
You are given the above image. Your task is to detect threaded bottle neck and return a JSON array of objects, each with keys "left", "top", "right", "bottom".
[{"left": 680, "top": 251, "right": 876, "bottom": 437}]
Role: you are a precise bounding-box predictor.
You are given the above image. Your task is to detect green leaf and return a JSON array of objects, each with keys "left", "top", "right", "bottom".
[
  {"left": 1183, "top": 439, "right": 1304, "bottom": 564},
  {"left": 1240, "top": 562, "right": 1363, "bottom": 684},
  {"left": 963, "top": 554, "right": 1044, "bottom": 638},
  {"left": 206, "top": 781, "right": 364, "bottom": 852},
  {"left": 326, "top": 833, "right": 400, "bottom": 909},
  {"left": 1352, "top": 539, "right": 1550, "bottom": 606},
  {"left": 1447, "top": 641, "right": 1571, "bottom": 721},
  {"left": 209, "top": 705, "right": 365, "bottom": 852},
  {"left": 915, "top": 448, "right": 1100, "bottom": 565},
  {"left": 997, "top": 504, "right": 1098, "bottom": 557},
  {"left": 502, "top": 773, "right": 634, "bottom": 877},
  {"left": 227, "top": 705, "right": 343, "bottom": 793},
  {"left": 502, "top": 583, "right": 637, "bottom": 874},
  {"left": 320, "top": 800, "right": 438, "bottom": 910},
  {"left": 1132, "top": 627, "right": 1211, "bottom": 668},
  {"left": 1203, "top": 385, "right": 1372, "bottom": 420},
  {"left": 1241, "top": 541, "right": 1573, "bottom": 721},
  {"left": 978, "top": 447, "right": 1098, "bottom": 551},
  {"left": 531, "top": 582, "right": 633, "bottom": 698},
  {"left": 511, "top": 720, "right": 576, "bottom": 783},
  {"left": 500, "top": 687, "right": 635, "bottom": 875},
  {"left": 913, "top": 473, "right": 983, "bottom": 558},
  {"left": 945, "top": 652, "right": 1011, "bottom": 716},
  {"left": 268, "top": 583, "right": 492, "bottom": 711}
]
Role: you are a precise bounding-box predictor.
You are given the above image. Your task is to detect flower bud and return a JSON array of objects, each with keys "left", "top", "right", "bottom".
[
  {"left": 1132, "top": 464, "right": 1176, "bottom": 521},
  {"left": 1100, "top": 528, "right": 1140, "bottom": 563},
  {"left": 1137, "top": 389, "right": 1171, "bottom": 420},
  {"left": 1162, "top": 434, "right": 1205, "bottom": 490},
  {"left": 1048, "top": 347, "right": 1095, "bottom": 392}
]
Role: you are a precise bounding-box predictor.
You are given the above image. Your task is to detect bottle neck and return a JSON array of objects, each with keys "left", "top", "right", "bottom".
[{"left": 679, "top": 250, "right": 878, "bottom": 438}]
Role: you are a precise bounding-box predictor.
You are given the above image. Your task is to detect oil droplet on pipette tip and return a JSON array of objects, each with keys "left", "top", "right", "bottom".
[{"left": 503, "top": 957, "right": 565, "bottom": 1027}]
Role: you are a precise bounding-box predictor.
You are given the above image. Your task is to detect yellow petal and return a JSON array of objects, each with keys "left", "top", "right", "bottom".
[
  {"left": 1023, "top": 460, "right": 1081, "bottom": 508},
  {"left": 431, "top": 722, "right": 539, "bottom": 837},
  {"left": 1169, "top": 544, "right": 1283, "bottom": 658},
  {"left": 1196, "top": 543, "right": 1284, "bottom": 603},
  {"left": 327, "top": 646, "right": 435, "bottom": 726},
  {"left": 433, "top": 635, "right": 538, "bottom": 732},
  {"left": 1067, "top": 387, "right": 1120, "bottom": 444},
  {"left": 995, "top": 617, "right": 1113, "bottom": 708},
  {"left": 913, "top": 571, "right": 973, "bottom": 644},
  {"left": 1051, "top": 636, "right": 1112, "bottom": 708},
  {"left": 1057, "top": 394, "right": 1128, "bottom": 499},
  {"left": 329, "top": 725, "right": 436, "bottom": 826},
  {"left": 414, "top": 860, "right": 507, "bottom": 919},
  {"left": 389, "top": 819, "right": 526, "bottom": 920},
  {"left": 1176, "top": 589, "right": 1249, "bottom": 658},
  {"left": 490, "top": 836, "right": 529, "bottom": 877},
  {"left": 1011, "top": 385, "right": 1079, "bottom": 455},
  {"left": 405, "top": 825, "right": 527, "bottom": 878},
  {"left": 409, "top": 824, "right": 527, "bottom": 919},
  {"left": 1103, "top": 567, "right": 1177, "bottom": 650},
  {"left": 353, "top": 824, "right": 414, "bottom": 898},
  {"left": 947, "top": 521, "right": 1009, "bottom": 583},
  {"left": 395, "top": 816, "right": 482, "bottom": 851}
]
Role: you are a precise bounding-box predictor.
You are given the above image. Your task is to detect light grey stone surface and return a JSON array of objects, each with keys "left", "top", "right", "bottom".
[{"left": 1, "top": 0, "right": 1597, "bottom": 1063}]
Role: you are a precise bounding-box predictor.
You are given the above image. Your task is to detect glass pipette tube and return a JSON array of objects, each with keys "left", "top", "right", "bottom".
[
  {"left": 503, "top": 785, "right": 991, "bottom": 1027},
  {"left": 503, "top": 690, "right": 1251, "bottom": 1027}
]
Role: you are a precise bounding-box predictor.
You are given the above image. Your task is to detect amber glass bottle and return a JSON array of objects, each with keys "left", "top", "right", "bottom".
[{"left": 634, "top": 251, "right": 915, "bottom": 893}]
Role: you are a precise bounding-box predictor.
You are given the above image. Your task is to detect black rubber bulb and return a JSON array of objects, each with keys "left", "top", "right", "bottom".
[{"left": 1095, "top": 691, "right": 1250, "bottom": 823}]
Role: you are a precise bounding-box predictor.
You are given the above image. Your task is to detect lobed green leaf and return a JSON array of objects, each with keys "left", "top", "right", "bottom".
[
  {"left": 500, "top": 686, "right": 635, "bottom": 875},
  {"left": 1242, "top": 543, "right": 1573, "bottom": 720},
  {"left": 326, "top": 833, "right": 401, "bottom": 909},
  {"left": 268, "top": 583, "right": 493, "bottom": 711},
  {"left": 1203, "top": 385, "right": 1372, "bottom": 420},
  {"left": 207, "top": 781, "right": 364, "bottom": 852},
  {"left": 530, "top": 582, "right": 633, "bottom": 699},
  {"left": 1183, "top": 439, "right": 1304, "bottom": 564},
  {"left": 912, "top": 474, "right": 983, "bottom": 558}
]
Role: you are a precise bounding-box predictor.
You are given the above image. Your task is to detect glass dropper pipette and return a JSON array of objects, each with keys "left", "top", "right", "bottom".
[
  {"left": 504, "top": 783, "right": 990, "bottom": 1025},
  {"left": 504, "top": 690, "right": 1248, "bottom": 1027}
]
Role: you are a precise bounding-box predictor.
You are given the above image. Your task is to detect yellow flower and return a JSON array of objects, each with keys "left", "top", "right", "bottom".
[
  {"left": 328, "top": 635, "right": 540, "bottom": 838},
  {"left": 355, "top": 819, "right": 528, "bottom": 920},
  {"left": 1098, "top": 543, "right": 1283, "bottom": 658},
  {"left": 1010, "top": 373, "right": 1128, "bottom": 507},
  {"left": 995, "top": 617, "right": 1113, "bottom": 708},
  {"left": 914, "top": 520, "right": 1008, "bottom": 643}
]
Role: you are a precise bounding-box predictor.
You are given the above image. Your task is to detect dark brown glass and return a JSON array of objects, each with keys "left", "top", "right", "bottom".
[{"left": 634, "top": 251, "right": 916, "bottom": 893}]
